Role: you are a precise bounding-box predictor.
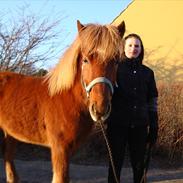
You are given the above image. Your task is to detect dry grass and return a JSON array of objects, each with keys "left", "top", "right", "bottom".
[{"left": 156, "top": 82, "right": 183, "bottom": 162}]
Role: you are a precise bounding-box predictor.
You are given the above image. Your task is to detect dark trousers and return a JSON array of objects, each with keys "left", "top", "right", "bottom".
[{"left": 107, "top": 125, "right": 148, "bottom": 183}]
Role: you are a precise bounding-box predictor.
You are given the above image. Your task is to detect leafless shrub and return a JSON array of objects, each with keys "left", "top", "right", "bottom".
[
  {"left": 156, "top": 82, "right": 183, "bottom": 161},
  {"left": 0, "top": 5, "right": 65, "bottom": 74}
]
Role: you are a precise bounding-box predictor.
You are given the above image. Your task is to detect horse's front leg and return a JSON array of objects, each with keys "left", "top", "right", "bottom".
[
  {"left": 2, "top": 134, "right": 19, "bottom": 183},
  {"left": 51, "top": 143, "right": 70, "bottom": 183}
]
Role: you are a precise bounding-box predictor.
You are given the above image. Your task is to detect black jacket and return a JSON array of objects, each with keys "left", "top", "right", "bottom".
[{"left": 108, "top": 58, "right": 158, "bottom": 127}]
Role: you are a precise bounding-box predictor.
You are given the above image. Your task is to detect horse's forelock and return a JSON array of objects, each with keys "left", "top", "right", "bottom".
[{"left": 79, "top": 24, "right": 123, "bottom": 63}]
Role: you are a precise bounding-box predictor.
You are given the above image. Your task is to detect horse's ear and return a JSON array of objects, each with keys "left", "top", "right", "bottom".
[
  {"left": 77, "top": 20, "right": 85, "bottom": 32},
  {"left": 117, "top": 21, "right": 125, "bottom": 38}
]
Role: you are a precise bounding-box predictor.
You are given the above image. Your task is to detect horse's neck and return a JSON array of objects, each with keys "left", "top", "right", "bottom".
[{"left": 50, "top": 69, "right": 88, "bottom": 114}]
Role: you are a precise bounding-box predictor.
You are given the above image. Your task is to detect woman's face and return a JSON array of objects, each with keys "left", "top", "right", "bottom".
[{"left": 124, "top": 37, "right": 142, "bottom": 59}]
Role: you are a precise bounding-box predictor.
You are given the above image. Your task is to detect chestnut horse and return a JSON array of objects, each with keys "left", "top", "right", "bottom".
[{"left": 0, "top": 20, "right": 125, "bottom": 183}]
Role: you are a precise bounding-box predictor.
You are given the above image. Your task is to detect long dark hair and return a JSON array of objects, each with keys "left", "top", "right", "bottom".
[{"left": 123, "top": 33, "right": 144, "bottom": 64}]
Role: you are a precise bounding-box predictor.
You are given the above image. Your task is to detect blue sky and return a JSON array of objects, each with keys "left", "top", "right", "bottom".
[{"left": 0, "top": 0, "right": 132, "bottom": 68}]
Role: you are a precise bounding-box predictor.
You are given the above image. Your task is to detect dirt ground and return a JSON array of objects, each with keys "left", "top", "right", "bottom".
[
  {"left": 0, "top": 141, "right": 182, "bottom": 183},
  {"left": 0, "top": 159, "right": 183, "bottom": 183}
]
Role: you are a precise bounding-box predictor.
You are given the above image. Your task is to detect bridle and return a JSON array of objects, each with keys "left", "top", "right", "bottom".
[
  {"left": 81, "top": 62, "right": 114, "bottom": 98},
  {"left": 81, "top": 63, "right": 114, "bottom": 122},
  {"left": 81, "top": 76, "right": 114, "bottom": 122},
  {"left": 83, "top": 77, "right": 114, "bottom": 98}
]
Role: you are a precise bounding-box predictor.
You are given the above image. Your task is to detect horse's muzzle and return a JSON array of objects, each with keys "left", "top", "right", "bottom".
[{"left": 89, "top": 102, "right": 111, "bottom": 122}]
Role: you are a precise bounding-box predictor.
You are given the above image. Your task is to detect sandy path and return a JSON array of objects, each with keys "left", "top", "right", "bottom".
[{"left": 0, "top": 159, "right": 183, "bottom": 183}]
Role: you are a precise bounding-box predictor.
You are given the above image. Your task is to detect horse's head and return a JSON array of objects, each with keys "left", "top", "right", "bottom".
[
  {"left": 77, "top": 20, "right": 125, "bottom": 122},
  {"left": 46, "top": 20, "right": 125, "bottom": 122}
]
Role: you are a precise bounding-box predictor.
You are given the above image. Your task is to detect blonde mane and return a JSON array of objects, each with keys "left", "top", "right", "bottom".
[{"left": 45, "top": 23, "right": 123, "bottom": 96}]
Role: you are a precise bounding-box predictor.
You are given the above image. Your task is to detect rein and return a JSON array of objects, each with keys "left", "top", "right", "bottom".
[
  {"left": 98, "top": 120, "right": 120, "bottom": 183},
  {"left": 140, "top": 143, "right": 153, "bottom": 183}
]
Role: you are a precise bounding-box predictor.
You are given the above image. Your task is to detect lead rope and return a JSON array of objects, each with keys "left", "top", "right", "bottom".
[
  {"left": 98, "top": 120, "right": 120, "bottom": 183},
  {"left": 140, "top": 143, "right": 152, "bottom": 183}
]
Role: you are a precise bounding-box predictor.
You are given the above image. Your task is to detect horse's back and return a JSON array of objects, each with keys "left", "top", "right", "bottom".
[
  {"left": 0, "top": 72, "right": 39, "bottom": 93},
  {"left": 0, "top": 72, "right": 49, "bottom": 145},
  {"left": 0, "top": 72, "right": 21, "bottom": 91}
]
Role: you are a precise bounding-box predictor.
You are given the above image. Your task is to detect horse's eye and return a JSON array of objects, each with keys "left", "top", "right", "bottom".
[{"left": 83, "top": 59, "right": 89, "bottom": 64}]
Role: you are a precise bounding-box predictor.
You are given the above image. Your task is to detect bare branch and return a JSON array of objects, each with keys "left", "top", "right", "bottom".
[{"left": 0, "top": 5, "right": 66, "bottom": 74}]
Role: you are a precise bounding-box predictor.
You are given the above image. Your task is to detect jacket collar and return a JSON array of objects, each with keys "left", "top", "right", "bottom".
[{"left": 123, "top": 57, "right": 141, "bottom": 68}]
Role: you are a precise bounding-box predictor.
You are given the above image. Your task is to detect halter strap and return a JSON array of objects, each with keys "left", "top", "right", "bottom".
[{"left": 84, "top": 77, "right": 114, "bottom": 97}]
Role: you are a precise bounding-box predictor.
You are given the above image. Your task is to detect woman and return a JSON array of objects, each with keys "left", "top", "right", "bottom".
[{"left": 107, "top": 34, "right": 158, "bottom": 183}]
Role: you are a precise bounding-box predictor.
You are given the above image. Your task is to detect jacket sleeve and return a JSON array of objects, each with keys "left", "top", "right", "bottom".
[
  {"left": 148, "top": 70, "right": 158, "bottom": 129},
  {"left": 148, "top": 98, "right": 158, "bottom": 129}
]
